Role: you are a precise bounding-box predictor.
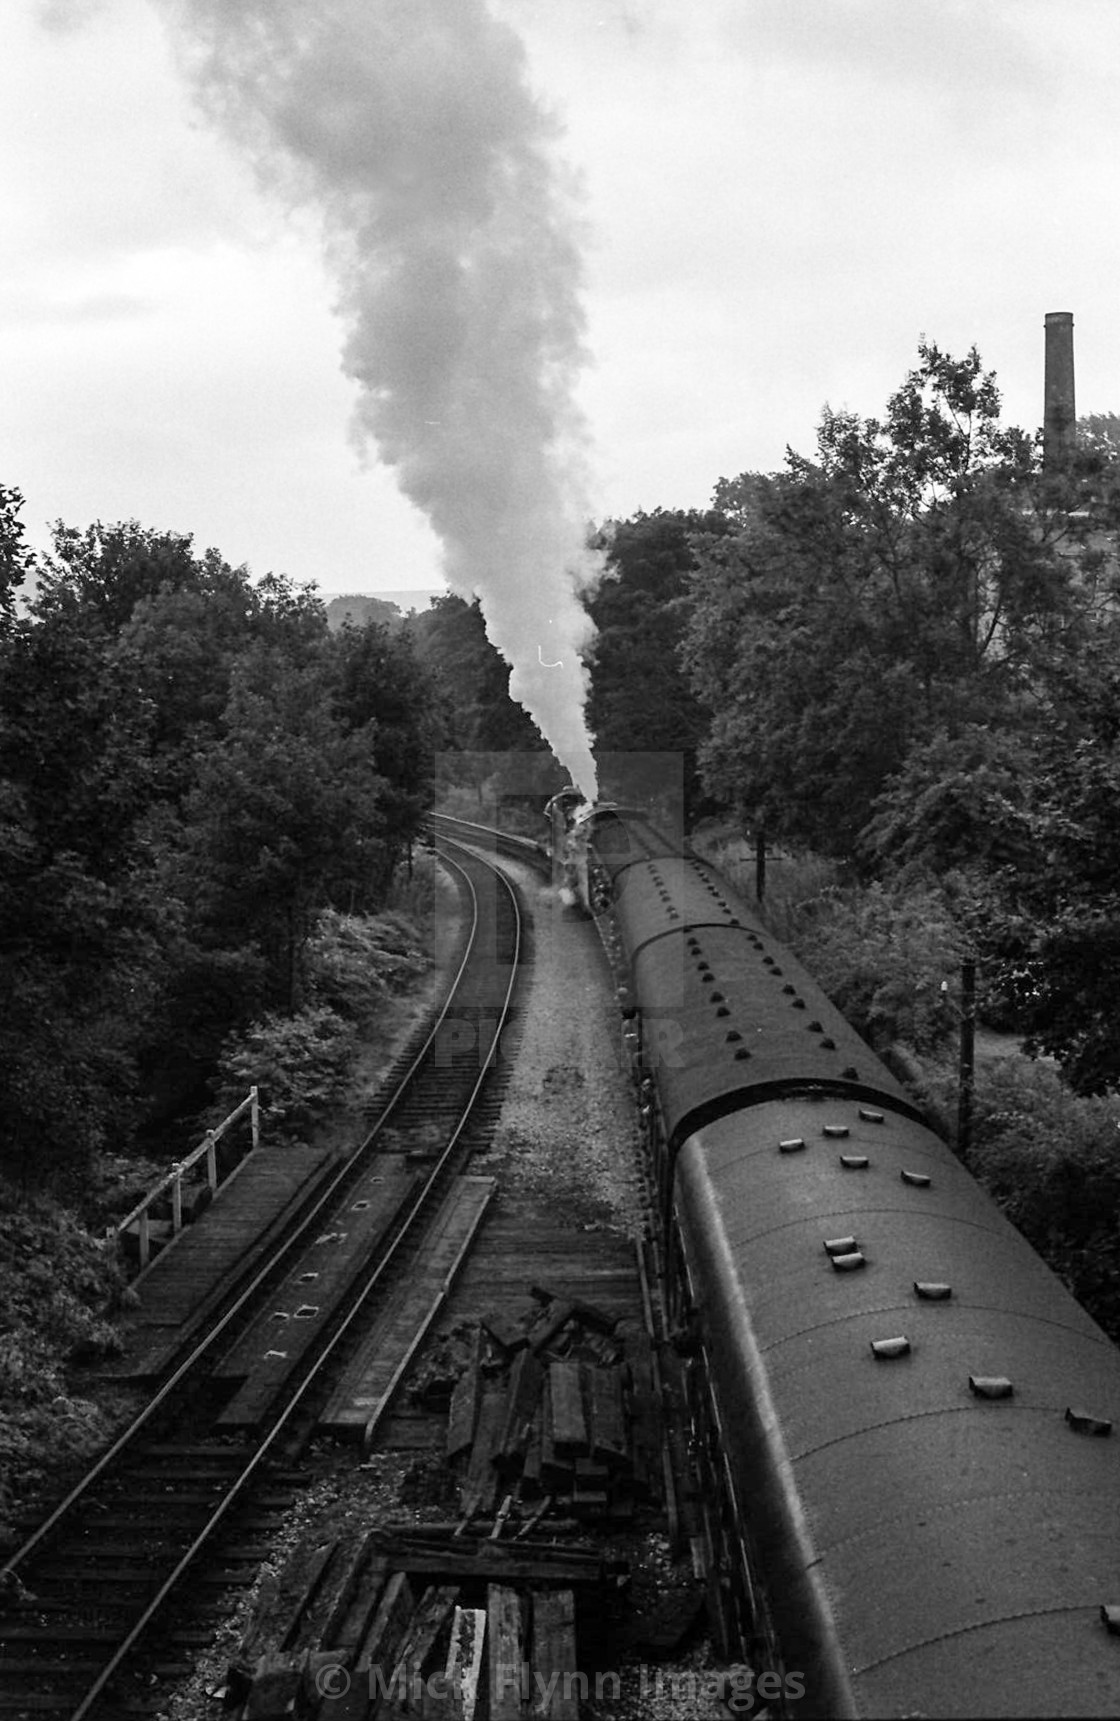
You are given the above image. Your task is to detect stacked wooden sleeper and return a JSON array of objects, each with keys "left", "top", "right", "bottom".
[
  {"left": 449, "top": 1291, "right": 663, "bottom": 1529},
  {"left": 225, "top": 1527, "right": 621, "bottom": 1719}
]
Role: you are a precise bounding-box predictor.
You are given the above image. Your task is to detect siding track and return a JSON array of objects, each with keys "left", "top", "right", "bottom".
[{"left": 0, "top": 836, "right": 524, "bottom": 1720}]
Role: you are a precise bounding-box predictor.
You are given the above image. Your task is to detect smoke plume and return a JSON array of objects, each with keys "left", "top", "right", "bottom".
[{"left": 156, "top": 0, "right": 601, "bottom": 796}]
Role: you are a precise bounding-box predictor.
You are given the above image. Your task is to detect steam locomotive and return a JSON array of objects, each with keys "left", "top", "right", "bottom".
[{"left": 574, "top": 801, "right": 1120, "bottom": 1718}]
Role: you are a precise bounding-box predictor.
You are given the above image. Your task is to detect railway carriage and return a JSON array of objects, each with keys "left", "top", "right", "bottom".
[{"left": 584, "top": 806, "right": 1120, "bottom": 1719}]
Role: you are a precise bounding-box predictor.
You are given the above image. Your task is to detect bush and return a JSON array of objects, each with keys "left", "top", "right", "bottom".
[
  {"left": 954, "top": 1058, "right": 1120, "bottom": 1339},
  {"left": 694, "top": 825, "right": 965, "bottom": 1052},
  {"left": 689, "top": 825, "right": 842, "bottom": 945},
  {"left": 700, "top": 823, "right": 1120, "bottom": 1340},
  {"left": 789, "top": 881, "right": 966, "bottom": 1056},
  {"left": 308, "top": 906, "right": 430, "bottom": 1011},
  {"left": 688, "top": 829, "right": 755, "bottom": 900},
  {"left": 859, "top": 724, "right": 1037, "bottom": 882},
  {"left": 751, "top": 850, "right": 844, "bottom": 947},
  {"left": 213, "top": 903, "right": 432, "bottom": 1142},
  {"left": 385, "top": 849, "right": 437, "bottom": 928},
  {"left": 306, "top": 911, "right": 390, "bottom": 1020},
  {"left": 0, "top": 1179, "right": 127, "bottom": 1537},
  {"left": 215, "top": 1004, "right": 357, "bottom": 1141}
]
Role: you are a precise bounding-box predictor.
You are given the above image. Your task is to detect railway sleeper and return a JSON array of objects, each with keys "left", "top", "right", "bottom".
[
  {"left": 0, "top": 1623, "right": 153, "bottom": 1644},
  {"left": 118, "top": 1462, "right": 257, "bottom": 1481},
  {"left": 128, "top": 1443, "right": 255, "bottom": 1459},
  {"left": 0, "top": 1656, "right": 127, "bottom": 1675},
  {"left": 92, "top": 1489, "right": 234, "bottom": 1508},
  {"left": 65, "top": 1514, "right": 242, "bottom": 1535},
  {"left": 0, "top": 1658, "right": 198, "bottom": 1689},
  {"left": 2, "top": 1580, "right": 158, "bottom": 1605}
]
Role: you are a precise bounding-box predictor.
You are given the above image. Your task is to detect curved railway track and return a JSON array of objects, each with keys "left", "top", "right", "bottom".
[
  {"left": 428, "top": 809, "right": 551, "bottom": 876},
  {"left": 0, "top": 837, "right": 524, "bottom": 1721}
]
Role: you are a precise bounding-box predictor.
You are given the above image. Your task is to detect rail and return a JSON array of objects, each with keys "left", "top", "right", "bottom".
[
  {"left": 429, "top": 809, "right": 550, "bottom": 872},
  {"left": 1, "top": 840, "right": 523, "bottom": 1720},
  {"left": 74, "top": 837, "right": 520, "bottom": 1718}
]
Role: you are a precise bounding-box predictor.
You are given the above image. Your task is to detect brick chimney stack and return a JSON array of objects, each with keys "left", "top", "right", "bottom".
[{"left": 1043, "top": 311, "right": 1076, "bottom": 470}]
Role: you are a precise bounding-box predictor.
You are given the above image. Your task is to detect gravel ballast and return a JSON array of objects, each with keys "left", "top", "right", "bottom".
[
  {"left": 159, "top": 849, "right": 728, "bottom": 1721},
  {"left": 470, "top": 863, "right": 647, "bottom": 1237}
]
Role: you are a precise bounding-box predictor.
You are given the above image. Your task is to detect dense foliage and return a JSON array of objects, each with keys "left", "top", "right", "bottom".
[
  {"left": 582, "top": 510, "right": 728, "bottom": 819},
  {"left": 903, "top": 1053, "right": 1120, "bottom": 1342},
  {"left": 586, "top": 354, "right": 1120, "bottom": 1329},
  {"left": 5, "top": 332, "right": 1120, "bottom": 1341},
  {"left": 683, "top": 345, "right": 1093, "bottom": 848},
  {"left": 582, "top": 345, "right": 1120, "bottom": 1095},
  {"left": 409, "top": 592, "right": 569, "bottom": 813},
  {"left": 214, "top": 906, "right": 431, "bottom": 1139},
  {"left": 0, "top": 506, "right": 447, "bottom": 1186},
  {"left": 408, "top": 594, "right": 547, "bottom": 754},
  {"left": 0, "top": 1176, "right": 131, "bottom": 1533},
  {"left": 991, "top": 641, "right": 1120, "bottom": 1091}
]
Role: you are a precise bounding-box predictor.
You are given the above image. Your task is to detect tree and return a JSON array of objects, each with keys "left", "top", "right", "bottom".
[
  {"left": 179, "top": 644, "right": 387, "bottom": 1011},
  {"left": 36, "top": 519, "right": 202, "bottom": 633},
  {"left": 1077, "top": 412, "right": 1120, "bottom": 460},
  {"left": 584, "top": 509, "right": 728, "bottom": 820},
  {"left": 0, "top": 598, "right": 170, "bottom": 1182},
  {"left": 325, "top": 593, "right": 404, "bottom": 631},
  {"left": 410, "top": 594, "right": 548, "bottom": 755},
  {"left": 112, "top": 573, "right": 261, "bottom": 799},
  {"left": 0, "top": 817, "right": 167, "bottom": 1184},
  {"left": 0, "top": 594, "right": 156, "bottom": 875},
  {"left": 0, "top": 484, "right": 34, "bottom": 632},
  {"left": 684, "top": 343, "right": 1087, "bottom": 851},
  {"left": 685, "top": 466, "right": 933, "bottom": 849},
  {"left": 0, "top": 523, "right": 219, "bottom": 1178},
  {"left": 330, "top": 619, "right": 448, "bottom": 893},
  {"left": 0, "top": 511, "right": 403, "bottom": 1175},
  {"left": 993, "top": 639, "right": 1120, "bottom": 1092},
  {"left": 859, "top": 725, "right": 1038, "bottom": 884}
]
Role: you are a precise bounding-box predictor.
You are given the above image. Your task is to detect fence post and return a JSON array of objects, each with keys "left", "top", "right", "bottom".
[
  {"left": 250, "top": 1085, "right": 260, "bottom": 1152},
  {"left": 957, "top": 957, "right": 976, "bottom": 1157},
  {"left": 205, "top": 1131, "right": 218, "bottom": 1193},
  {"left": 171, "top": 1173, "right": 182, "bottom": 1237},
  {"left": 138, "top": 1207, "right": 150, "bottom": 1271}
]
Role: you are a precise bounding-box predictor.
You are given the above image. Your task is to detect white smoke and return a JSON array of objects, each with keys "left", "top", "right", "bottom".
[{"left": 154, "top": 0, "right": 601, "bottom": 796}]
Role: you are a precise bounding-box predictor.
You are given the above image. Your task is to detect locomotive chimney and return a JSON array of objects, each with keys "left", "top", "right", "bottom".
[{"left": 1043, "top": 311, "right": 1076, "bottom": 470}]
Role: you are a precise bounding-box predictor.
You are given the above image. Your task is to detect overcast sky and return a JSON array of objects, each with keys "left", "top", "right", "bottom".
[{"left": 4, "top": 0, "right": 1119, "bottom": 601}]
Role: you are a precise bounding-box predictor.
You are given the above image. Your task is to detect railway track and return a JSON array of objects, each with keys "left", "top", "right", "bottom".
[
  {"left": 428, "top": 809, "right": 551, "bottom": 876},
  {"left": 0, "top": 837, "right": 524, "bottom": 1721}
]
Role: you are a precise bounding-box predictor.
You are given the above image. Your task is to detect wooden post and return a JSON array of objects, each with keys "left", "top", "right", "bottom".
[
  {"left": 250, "top": 1086, "right": 260, "bottom": 1153},
  {"left": 755, "top": 828, "right": 766, "bottom": 902},
  {"left": 487, "top": 1586, "right": 523, "bottom": 1721},
  {"left": 444, "top": 1606, "right": 485, "bottom": 1721},
  {"left": 958, "top": 957, "right": 976, "bottom": 1157},
  {"left": 112, "top": 1089, "right": 258, "bottom": 1278}
]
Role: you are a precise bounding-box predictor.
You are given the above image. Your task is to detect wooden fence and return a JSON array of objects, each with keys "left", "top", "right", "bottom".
[{"left": 112, "top": 1088, "right": 260, "bottom": 1272}]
